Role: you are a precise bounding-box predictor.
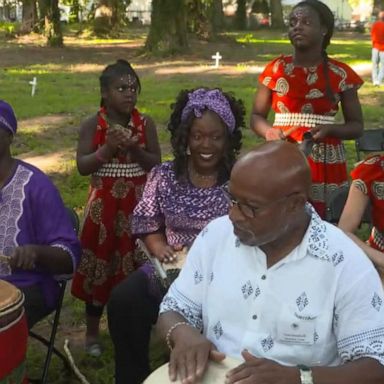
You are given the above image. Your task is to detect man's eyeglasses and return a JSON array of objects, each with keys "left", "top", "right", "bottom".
[{"left": 221, "top": 182, "right": 296, "bottom": 218}]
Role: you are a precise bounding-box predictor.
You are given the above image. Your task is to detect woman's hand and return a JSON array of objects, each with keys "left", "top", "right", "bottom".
[
  {"left": 154, "top": 244, "right": 176, "bottom": 263},
  {"left": 105, "top": 128, "right": 126, "bottom": 154},
  {"left": 310, "top": 124, "right": 333, "bottom": 141},
  {"left": 265, "top": 128, "right": 285, "bottom": 141}
]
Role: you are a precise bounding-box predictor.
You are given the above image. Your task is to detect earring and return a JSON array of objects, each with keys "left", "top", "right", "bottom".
[{"left": 186, "top": 146, "right": 191, "bottom": 155}]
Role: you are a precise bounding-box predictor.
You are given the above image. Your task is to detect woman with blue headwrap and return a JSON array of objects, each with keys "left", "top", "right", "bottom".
[{"left": 107, "top": 87, "right": 245, "bottom": 384}]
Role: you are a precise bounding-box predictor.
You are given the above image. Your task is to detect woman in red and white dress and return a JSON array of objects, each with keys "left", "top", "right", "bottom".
[{"left": 251, "top": 0, "right": 364, "bottom": 218}]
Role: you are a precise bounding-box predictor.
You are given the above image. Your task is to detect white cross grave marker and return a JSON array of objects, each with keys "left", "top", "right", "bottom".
[
  {"left": 211, "top": 51, "right": 222, "bottom": 68},
  {"left": 29, "top": 77, "right": 37, "bottom": 96}
]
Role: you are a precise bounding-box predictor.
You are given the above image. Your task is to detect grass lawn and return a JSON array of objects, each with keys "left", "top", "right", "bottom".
[{"left": 1, "top": 26, "right": 383, "bottom": 383}]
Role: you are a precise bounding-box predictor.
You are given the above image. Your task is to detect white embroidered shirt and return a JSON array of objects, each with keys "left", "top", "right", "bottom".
[{"left": 160, "top": 206, "right": 384, "bottom": 367}]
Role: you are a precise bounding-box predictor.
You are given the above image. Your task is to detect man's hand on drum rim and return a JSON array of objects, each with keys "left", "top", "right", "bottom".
[
  {"left": 169, "top": 325, "right": 225, "bottom": 383},
  {"left": 225, "top": 349, "right": 299, "bottom": 384}
]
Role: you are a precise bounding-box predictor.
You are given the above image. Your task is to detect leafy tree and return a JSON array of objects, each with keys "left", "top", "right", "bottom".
[
  {"left": 92, "top": 0, "right": 131, "bottom": 35},
  {"left": 252, "top": 0, "right": 269, "bottom": 14},
  {"left": 145, "top": 0, "right": 188, "bottom": 54}
]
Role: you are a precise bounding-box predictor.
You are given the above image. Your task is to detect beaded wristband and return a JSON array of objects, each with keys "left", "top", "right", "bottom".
[
  {"left": 95, "top": 148, "right": 108, "bottom": 163},
  {"left": 166, "top": 321, "right": 190, "bottom": 351}
]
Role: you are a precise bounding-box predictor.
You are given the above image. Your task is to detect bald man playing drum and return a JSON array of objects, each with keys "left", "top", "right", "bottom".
[{"left": 157, "top": 141, "right": 384, "bottom": 384}]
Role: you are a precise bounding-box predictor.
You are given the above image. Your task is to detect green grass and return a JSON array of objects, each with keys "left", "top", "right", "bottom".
[{"left": 1, "top": 26, "right": 383, "bottom": 383}]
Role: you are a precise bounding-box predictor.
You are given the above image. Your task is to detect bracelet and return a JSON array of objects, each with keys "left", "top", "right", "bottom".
[
  {"left": 166, "top": 321, "right": 190, "bottom": 351},
  {"left": 95, "top": 148, "right": 108, "bottom": 163}
]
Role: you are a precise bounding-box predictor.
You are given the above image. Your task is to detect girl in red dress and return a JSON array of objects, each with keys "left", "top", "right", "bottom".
[
  {"left": 71, "top": 60, "right": 161, "bottom": 356},
  {"left": 251, "top": 0, "right": 364, "bottom": 218}
]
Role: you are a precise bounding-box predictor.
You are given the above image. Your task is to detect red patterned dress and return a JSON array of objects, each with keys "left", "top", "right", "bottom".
[
  {"left": 259, "top": 55, "right": 363, "bottom": 218},
  {"left": 351, "top": 155, "right": 384, "bottom": 251},
  {"left": 71, "top": 107, "right": 148, "bottom": 306}
]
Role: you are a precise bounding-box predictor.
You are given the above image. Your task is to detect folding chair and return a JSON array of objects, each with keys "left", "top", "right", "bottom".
[
  {"left": 325, "top": 185, "right": 371, "bottom": 225},
  {"left": 29, "top": 206, "right": 80, "bottom": 384},
  {"left": 355, "top": 128, "right": 384, "bottom": 162}
]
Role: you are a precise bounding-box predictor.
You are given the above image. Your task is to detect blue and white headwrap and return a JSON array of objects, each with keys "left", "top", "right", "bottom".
[
  {"left": 0, "top": 100, "right": 17, "bottom": 135},
  {"left": 181, "top": 88, "right": 236, "bottom": 133}
]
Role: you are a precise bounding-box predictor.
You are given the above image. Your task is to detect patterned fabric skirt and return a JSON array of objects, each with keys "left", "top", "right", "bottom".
[
  {"left": 71, "top": 174, "right": 146, "bottom": 306},
  {"left": 369, "top": 227, "right": 384, "bottom": 252},
  {"left": 308, "top": 139, "right": 348, "bottom": 218},
  {"left": 278, "top": 125, "right": 348, "bottom": 219}
]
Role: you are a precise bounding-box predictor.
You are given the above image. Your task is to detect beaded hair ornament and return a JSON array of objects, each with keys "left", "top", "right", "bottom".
[{"left": 180, "top": 88, "right": 236, "bottom": 133}]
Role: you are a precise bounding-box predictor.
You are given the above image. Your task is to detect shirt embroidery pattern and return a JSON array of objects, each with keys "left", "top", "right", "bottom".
[
  {"left": 296, "top": 292, "right": 309, "bottom": 311},
  {"left": 242, "top": 280, "right": 253, "bottom": 299},
  {"left": 332, "top": 251, "right": 344, "bottom": 266},
  {"left": 261, "top": 336, "right": 274, "bottom": 352},
  {"left": 372, "top": 293, "right": 383, "bottom": 312},
  {"left": 0, "top": 165, "right": 32, "bottom": 257},
  {"left": 213, "top": 321, "right": 223, "bottom": 340}
]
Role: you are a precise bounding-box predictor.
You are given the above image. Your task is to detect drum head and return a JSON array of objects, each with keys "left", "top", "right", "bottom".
[
  {"left": 145, "top": 356, "right": 241, "bottom": 384},
  {"left": 0, "top": 280, "right": 23, "bottom": 312}
]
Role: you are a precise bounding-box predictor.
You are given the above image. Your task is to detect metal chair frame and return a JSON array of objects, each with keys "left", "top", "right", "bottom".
[
  {"left": 325, "top": 185, "right": 371, "bottom": 225},
  {"left": 355, "top": 128, "right": 384, "bottom": 162},
  {"left": 29, "top": 206, "right": 79, "bottom": 384}
]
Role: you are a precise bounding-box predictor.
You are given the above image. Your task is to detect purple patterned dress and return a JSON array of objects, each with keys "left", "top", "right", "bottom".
[{"left": 131, "top": 161, "right": 229, "bottom": 297}]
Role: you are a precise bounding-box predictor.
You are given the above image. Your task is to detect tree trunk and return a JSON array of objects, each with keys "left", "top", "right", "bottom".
[
  {"left": 235, "top": 0, "right": 247, "bottom": 30},
  {"left": 145, "top": 0, "right": 188, "bottom": 54},
  {"left": 21, "top": 0, "right": 37, "bottom": 33},
  {"left": 270, "top": 0, "right": 284, "bottom": 30},
  {"left": 210, "top": 0, "right": 224, "bottom": 34},
  {"left": 44, "top": 0, "right": 63, "bottom": 47}
]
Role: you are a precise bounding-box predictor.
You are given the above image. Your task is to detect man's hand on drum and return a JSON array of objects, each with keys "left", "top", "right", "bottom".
[
  {"left": 170, "top": 325, "right": 225, "bottom": 383},
  {"left": 10, "top": 245, "right": 38, "bottom": 270},
  {"left": 225, "top": 349, "right": 299, "bottom": 384}
]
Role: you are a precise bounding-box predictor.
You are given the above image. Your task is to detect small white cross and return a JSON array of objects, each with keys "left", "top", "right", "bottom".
[
  {"left": 211, "top": 51, "right": 222, "bottom": 68},
  {"left": 29, "top": 77, "right": 37, "bottom": 96}
]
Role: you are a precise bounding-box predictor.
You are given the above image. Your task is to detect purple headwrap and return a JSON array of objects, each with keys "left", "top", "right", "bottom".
[
  {"left": 181, "top": 88, "right": 236, "bottom": 133},
  {"left": 0, "top": 100, "right": 17, "bottom": 135}
]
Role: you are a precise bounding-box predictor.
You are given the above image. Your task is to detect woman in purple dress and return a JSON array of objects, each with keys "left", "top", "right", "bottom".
[
  {"left": 107, "top": 87, "right": 245, "bottom": 384},
  {"left": 0, "top": 100, "right": 81, "bottom": 328}
]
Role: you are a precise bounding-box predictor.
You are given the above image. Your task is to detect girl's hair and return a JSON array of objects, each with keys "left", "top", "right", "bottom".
[
  {"left": 293, "top": 0, "right": 335, "bottom": 102},
  {"left": 168, "top": 87, "right": 244, "bottom": 184},
  {"left": 99, "top": 59, "right": 141, "bottom": 106}
]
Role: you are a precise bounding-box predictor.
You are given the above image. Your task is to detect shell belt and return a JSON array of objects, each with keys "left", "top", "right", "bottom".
[
  {"left": 94, "top": 163, "right": 146, "bottom": 178},
  {"left": 274, "top": 113, "right": 335, "bottom": 128}
]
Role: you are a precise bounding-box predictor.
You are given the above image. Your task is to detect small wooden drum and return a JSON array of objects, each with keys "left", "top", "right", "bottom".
[
  {"left": 145, "top": 357, "right": 241, "bottom": 384},
  {"left": 0, "top": 280, "right": 28, "bottom": 384}
]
